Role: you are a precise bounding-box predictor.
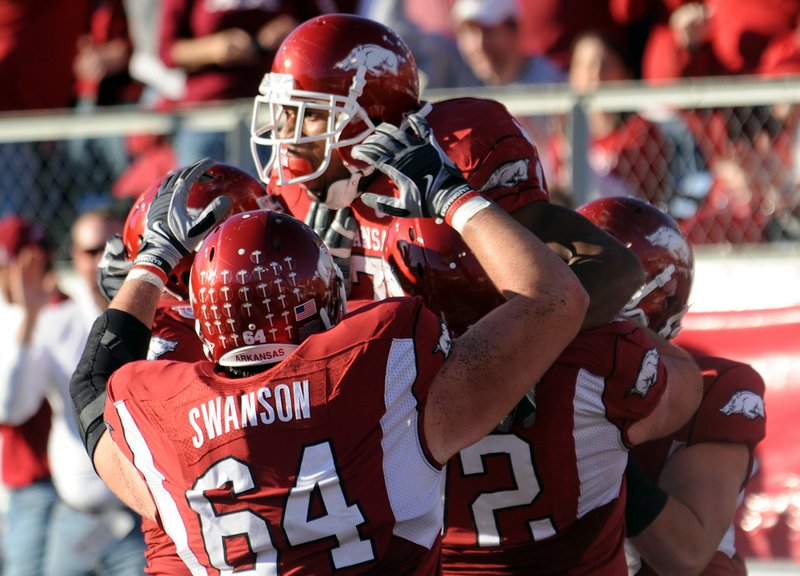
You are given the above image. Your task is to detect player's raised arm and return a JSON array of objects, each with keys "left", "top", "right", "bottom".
[
  {"left": 70, "top": 158, "right": 229, "bottom": 464},
  {"left": 353, "top": 115, "right": 589, "bottom": 464}
]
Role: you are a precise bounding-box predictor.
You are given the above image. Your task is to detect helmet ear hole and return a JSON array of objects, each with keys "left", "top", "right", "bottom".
[
  {"left": 208, "top": 247, "right": 215, "bottom": 262},
  {"left": 383, "top": 218, "right": 504, "bottom": 337}
]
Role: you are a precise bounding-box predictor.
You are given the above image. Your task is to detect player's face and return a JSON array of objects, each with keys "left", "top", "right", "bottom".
[{"left": 276, "top": 104, "right": 350, "bottom": 200}]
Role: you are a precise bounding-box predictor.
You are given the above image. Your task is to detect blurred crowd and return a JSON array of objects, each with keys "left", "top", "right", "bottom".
[
  {"left": 0, "top": 1, "right": 787, "bottom": 574},
  {"left": 1, "top": 0, "right": 800, "bottom": 249}
]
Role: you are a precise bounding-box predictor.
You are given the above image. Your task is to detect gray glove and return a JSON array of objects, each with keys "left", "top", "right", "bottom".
[
  {"left": 133, "top": 158, "right": 230, "bottom": 279},
  {"left": 306, "top": 202, "right": 356, "bottom": 293},
  {"left": 352, "top": 114, "right": 473, "bottom": 219},
  {"left": 97, "top": 234, "right": 131, "bottom": 302}
]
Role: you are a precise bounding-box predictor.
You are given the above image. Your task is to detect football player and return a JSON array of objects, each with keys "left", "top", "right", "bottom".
[
  {"left": 379, "top": 201, "right": 703, "bottom": 572},
  {"left": 71, "top": 131, "right": 589, "bottom": 573},
  {"left": 578, "top": 196, "right": 767, "bottom": 575},
  {"left": 96, "top": 161, "right": 272, "bottom": 575},
  {"left": 250, "top": 13, "right": 644, "bottom": 321}
]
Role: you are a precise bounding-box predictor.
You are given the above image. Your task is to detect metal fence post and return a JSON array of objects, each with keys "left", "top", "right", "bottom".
[{"left": 569, "top": 95, "right": 590, "bottom": 207}]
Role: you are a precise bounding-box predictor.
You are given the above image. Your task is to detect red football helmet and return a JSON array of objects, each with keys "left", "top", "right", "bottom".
[
  {"left": 382, "top": 217, "right": 505, "bottom": 337},
  {"left": 250, "top": 13, "right": 420, "bottom": 186},
  {"left": 577, "top": 196, "right": 694, "bottom": 339},
  {"left": 123, "top": 163, "right": 270, "bottom": 299},
  {"left": 190, "top": 210, "right": 346, "bottom": 367}
]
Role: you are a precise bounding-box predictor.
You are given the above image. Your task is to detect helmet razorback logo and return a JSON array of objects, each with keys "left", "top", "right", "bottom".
[
  {"left": 480, "top": 159, "right": 530, "bottom": 191},
  {"left": 646, "top": 226, "right": 692, "bottom": 265},
  {"left": 628, "top": 348, "right": 659, "bottom": 397},
  {"left": 336, "top": 44, "right": 404, "bottom": 76},
  {"left": 720, "top": 390, "right": 765, "bottom": 419}
]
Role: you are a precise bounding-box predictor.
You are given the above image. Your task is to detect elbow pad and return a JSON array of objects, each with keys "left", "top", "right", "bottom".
[{"left": 70, "top": 309, "right": 151, "bottom": 461}]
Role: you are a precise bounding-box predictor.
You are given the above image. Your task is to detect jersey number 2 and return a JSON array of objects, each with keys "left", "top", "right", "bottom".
[{"left": 458, "top": 434, "right": 556, "bottom": 547}]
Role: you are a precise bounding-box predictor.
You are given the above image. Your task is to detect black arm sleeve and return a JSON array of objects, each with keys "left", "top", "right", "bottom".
[
  {"left": 70, "top": 309, "right": 152, "bottom": 461},
  {"left": 624, "top": 457, "right": 669, "bottom": 537}
]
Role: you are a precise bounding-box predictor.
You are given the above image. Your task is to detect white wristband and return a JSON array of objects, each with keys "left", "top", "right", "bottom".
[
  {"left": 449, "top": 194, "right": 492, "bottom": 233},
  {"left": 127, "top": 266, "right": 166, "bottom": 290}
]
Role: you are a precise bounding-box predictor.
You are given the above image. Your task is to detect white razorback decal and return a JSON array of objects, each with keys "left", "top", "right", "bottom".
[
  {"left": 148, "top": 336, "right": 179, "bottom": 360},
  {"left": 720, "top": 390, "right": 765, "bottom": 419},
  {"left": 479, "top": 159, "right": 530, "bottom": 191},
  {"left": 433, "top": 320, "right": 452, "bottom": 358},
  {"left": 335, "top": 44, "right": 403, "bottom": 76},
  {"left": 646, "top": 226, "right": 692, "bottom": 265},
  {"left": 628, "top": 348, "right": 659, "bottom": 397}
]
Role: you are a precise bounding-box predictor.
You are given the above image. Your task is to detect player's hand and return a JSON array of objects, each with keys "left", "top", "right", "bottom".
[
  {"left": 353, "top": 114, "right": 474, "bottom": 220},
  {"left": 306, "top": 202, "right": 356, "bottom": 293},
  {"left": 97, "top": 234, "right": 131, "bottom": 302},
  {"left": 133, "top": 158, "right": 231, "bottom": 282}
]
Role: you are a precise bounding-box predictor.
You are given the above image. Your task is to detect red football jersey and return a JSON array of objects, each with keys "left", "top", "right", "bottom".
[
  {"left": 630, "top": 355, "right": 767, "bottom": 576},
  {"left": 442, "top": 320, "right": 668, "bottom": 575},
  {"left": 143, "top": 293, "right": 206, "bottom": 575},
  {"left": 270, "top": 97, "right": 550, "bottom": 305},
  {"left": 105, "top": 297, "right": 448, "bottom": 575},
  {"left": 147, "top": 294, "right": 205, "bottom": 363}
]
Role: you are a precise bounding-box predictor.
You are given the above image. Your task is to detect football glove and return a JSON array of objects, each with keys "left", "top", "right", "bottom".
[
  {"left": 306, "top": 202, "right": 356, "bottom": 293},
  {"left": 353, "top": 114, "right": 489, "bottom": 227},
  {"left": 132, "top": 157, "right": 231, "bottom": 287},
  {"left": 97, "top": 234, "right": 131, "bottom": 302}
]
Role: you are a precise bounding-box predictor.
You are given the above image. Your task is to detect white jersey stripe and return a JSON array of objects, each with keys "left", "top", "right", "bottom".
[
  {"left": 573, "top": 368, "right": 628, "bottom": 518},
  {"left": 114, "top": 400, "right": 208, "bottom": 576},
  {"left": 381, "top": 338, "right": 443, "bottom": 549}
]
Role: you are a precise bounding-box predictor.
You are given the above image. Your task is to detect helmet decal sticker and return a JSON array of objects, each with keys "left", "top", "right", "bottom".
[
  {"left": 335, "top": 44, "right": 405, "bottom": 76},
  {"left": 646, "top": 225, "right": 692, "bottom": 265}
]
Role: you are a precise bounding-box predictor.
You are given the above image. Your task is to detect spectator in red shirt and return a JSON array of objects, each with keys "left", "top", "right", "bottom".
[
  {"left": 0, "top": 216, "right": 60, "bottom": 576},
  {"left": 611, "top": 0, "right": 800, "bottom": 81},
  {"left": 67, "top": 0, "right": 142, "bottom": 210},
  {"left": 0, "top": 0, "right": 89, "bottom": 217},
  {"left": 547, "top": 31, "right": 673, "bottom": 207},
  {"left": 515, "top": 0, "right": 627, "bottom": 72},
  {"left": 158, "top": 0, "right": 305, "bottom": 169}
]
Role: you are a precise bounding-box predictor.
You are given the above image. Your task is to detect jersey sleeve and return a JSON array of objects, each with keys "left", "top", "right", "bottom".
[
  {"left": 150, "top": 301, "right": 206, "bottom": 362},
  {"left": 427, "top": 98, "right": 550, "bottom": 213},
  {"left": 689, "top": 361, "right": 767, "bottom": 450},
  {"left": 567, "top": 323, "right": 667, "bottom": 448},
  {"left": 607, "top": 326, "right": 668, "bottom": 447}
]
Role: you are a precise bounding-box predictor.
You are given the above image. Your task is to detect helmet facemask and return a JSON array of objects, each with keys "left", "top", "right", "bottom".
[
  {"left": 250, "top": 71, "right": 375, "bottom": 187},
  {"left": 620, "top": 263, "right": 689, "bottom": 339}
]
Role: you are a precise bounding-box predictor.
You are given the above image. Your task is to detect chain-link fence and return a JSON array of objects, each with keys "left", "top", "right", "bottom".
[{"left": 2, "top": 76, "right": 799, "bottom": 262}]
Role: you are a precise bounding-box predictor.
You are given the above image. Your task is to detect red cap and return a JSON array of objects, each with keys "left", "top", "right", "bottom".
[{"left": 0, "top": 216, "right": 48, "bottom": 265}]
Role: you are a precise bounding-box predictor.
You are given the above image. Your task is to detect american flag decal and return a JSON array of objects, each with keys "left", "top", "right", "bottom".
[{"left": 294, "top": 299, "right": 317, "bottom": 321}]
